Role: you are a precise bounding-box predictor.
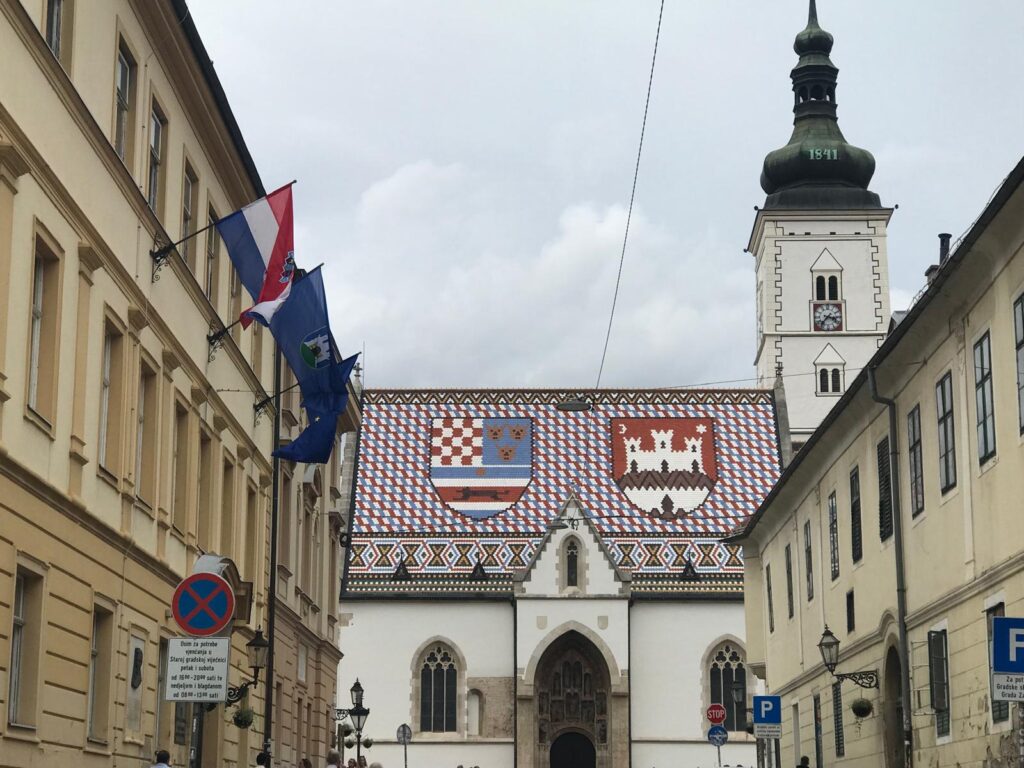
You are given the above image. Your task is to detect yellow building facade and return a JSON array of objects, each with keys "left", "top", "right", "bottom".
[
  {"left": 0, "top": 1, "right": 352, "bottom": 766},
  {"left": 736, "top": 156, "right": 1024, "bottom": 768}
]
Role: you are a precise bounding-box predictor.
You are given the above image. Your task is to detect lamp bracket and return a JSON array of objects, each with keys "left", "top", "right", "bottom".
[
  {"left": 834, "top": 669, "right": 879, "bottom": 689},
  {"left": 226, "top": 678, "right": 258, "bottom": 705}
]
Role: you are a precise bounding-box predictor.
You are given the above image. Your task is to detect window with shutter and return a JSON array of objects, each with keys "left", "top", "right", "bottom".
[
  {"left": 828, "top": 492, "right": 839, "bottom": 580},
  {"left": 936, "top": 373, "right": 957, "bottom": 492},
  {"left": 850, "top": 467, "right": 862, "bottom": 563},
  {"left": 877, "top": 438, "right": 893, "bottom": 541},
  {"left": 784, "top": 545, "right": 794, "bottom": 618},
  {"left": 928, "top": 629, "right": 950, "bottom": 737},
  {"left": 766, "top": 564, "right": 775, "bottom": 633},
  {"left": 907, "top": 406, "right": 925, "bottom": 517},
  {"left": 832, "top": 681, "right": 845, "bottom": 757},
  {"left": 803, "top": 521, "right": 814, "bottom": 601},
  {"left": 987, "top": 604, "right": 1009, "bottom": 723}
]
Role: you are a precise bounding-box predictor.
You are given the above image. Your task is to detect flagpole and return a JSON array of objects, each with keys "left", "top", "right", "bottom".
[
  {"left": 262, "top": 344, "right": 283, "bottom": 763},
  {"left": 150, "top": 179, "right": 298, "bottom": 261}
]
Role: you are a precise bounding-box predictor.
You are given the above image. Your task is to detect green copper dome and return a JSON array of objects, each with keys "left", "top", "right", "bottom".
[{"left": 760, "top": 0, "right": 881, "bottom": 209}]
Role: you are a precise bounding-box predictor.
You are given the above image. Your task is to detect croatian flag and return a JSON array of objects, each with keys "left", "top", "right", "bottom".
[{"left": 215, "top": 183, "right": 296, "bottom": 327}]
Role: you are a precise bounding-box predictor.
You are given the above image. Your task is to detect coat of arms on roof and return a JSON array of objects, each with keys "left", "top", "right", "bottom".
[
  {"left": 611, "top": 418, "right": 718, "bottom": 519},
  {"left": 429, "top": 417, "right": 533, "bottom": 519}
]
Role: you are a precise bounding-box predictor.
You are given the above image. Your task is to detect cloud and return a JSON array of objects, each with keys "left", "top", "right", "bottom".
[{"left": 325, "top": 161, "right": 753, "bottom": 388}]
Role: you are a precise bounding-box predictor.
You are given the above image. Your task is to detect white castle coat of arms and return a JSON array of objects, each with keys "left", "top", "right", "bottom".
[{"left": 611, "top": 418, "right": 718, "bottom": 519}]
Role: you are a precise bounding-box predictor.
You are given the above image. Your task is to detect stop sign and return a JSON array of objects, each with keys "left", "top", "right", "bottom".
[{"left": 706, "top": 703, "right": 727, "bottom": 725}]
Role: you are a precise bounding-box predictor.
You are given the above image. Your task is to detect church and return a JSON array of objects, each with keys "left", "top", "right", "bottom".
[{"left": 336, "top": 2, "right": 890, "bottom": 767}]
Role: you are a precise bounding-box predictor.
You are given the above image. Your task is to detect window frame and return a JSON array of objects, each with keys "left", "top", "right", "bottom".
[
  {"left": 181, "top": 161, "right": 199, "bottom": 270},
  {"left": 113, "top": 38, "right": 137, "bottom": 164},
  {"left": 147, "top": 100, "right": 167, "bottom": 216},
  {"left": 1014, "top": 294, "right": 1024, "bottom": 434},
  {"left": 44, "top": 0, "right": 73, "bottom": 69},
  {"left": 936, "top": 372, "right": 957, "bottom": 493},
  {"left": 974, "top": 331, "right": 996, "bottom": 464},
  {"left": 850, "top": 467, "right": 862, "bottom": 563},
  {"left": 877, "top": 437, "right": 893, "bottom": 541},
  {"left": 86, "top": 605, "right": 114, "bottom": 743},
  {"left": 25, "top": 229, "right": 63, "bottom": 426},
  {"left": 708, "top": 641, "right": 748, "bottom": 733},
  {"left": 832, "top": 681, "right": 845, "bottom": 757},
  {"left": 784, "top": 544, "right": 795, "bottom": 619},
  {"left": 97, "top": 318, "right": 126, "bottom": 475},
  {"left": 803, "top": 520, "right": 814, "bottom": 601},
  {"left": 765, "top": 564, "right": 775, "bottom": 634},
  {"left": 907, "top": 405, "right": 925, "bottom": 517},
  {"left": 928, "top": 628, "right": 951, "bottom": 737},
  {"left": 846, "top": 589, "right": 855, "bottom": 633},
  {"left": 987, "top": 603, "right": 1010, "bottom": 724},
  {"left": 417, "top": 643, "right": 460, "bottom": 734},
  {"left": 827, "top": 492, "right": 839, "bottom": 581},
  {"left": 205, "top": 206, "right": 220, "bottom": 305}
]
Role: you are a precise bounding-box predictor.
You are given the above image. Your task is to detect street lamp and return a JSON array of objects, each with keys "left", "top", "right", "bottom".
[
  {"left": 817, "top": 626, "right": 879, "bottom": 689},
  {"left": 342, "top": 679, "right": 370, "bottom": 763},
  {"left": 350, "top": 678, "right": 364, "bottom": 707},
  {"left": 226, "top": 628, "right": 269, "bottom": 704}
]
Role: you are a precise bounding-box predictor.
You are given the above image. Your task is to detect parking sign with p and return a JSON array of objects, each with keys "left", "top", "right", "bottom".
[
  {"left": 991, "top": 616, "right": 1024, "bottom": 701},
  {"left": 753, "top": 695, "right": 782, "bottom": 738}
]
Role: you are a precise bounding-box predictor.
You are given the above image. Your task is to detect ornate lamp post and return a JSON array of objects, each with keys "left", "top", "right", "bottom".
[
  {"left": 818, "top": 626, "right": 879, "bottom": 688},
  {"left": 337, "top": 680, "right": 371, "bottom": 763},
  {"left": 226, "top": 628, "right": 270, "bottom": 704}
]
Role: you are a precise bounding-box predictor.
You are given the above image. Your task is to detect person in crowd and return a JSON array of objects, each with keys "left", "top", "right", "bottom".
[
  {"left": 325, "top": 749, "right": 342, "bottom": 768},
  {"left": 151, "top": 750, "right": 171, "bottom": 768}
]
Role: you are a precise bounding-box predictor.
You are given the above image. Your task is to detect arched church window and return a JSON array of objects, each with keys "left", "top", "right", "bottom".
[
  {"left": 820, "top": 369, "right": 830, "bottom": 393},
  {"left": 567, "top": 540, "right": 578, "bottom": 587},
  {"left": 828, "top": 275, "right": 839, "bottom": 300},
  {"left": 815, "top": 275, "right": 826, "bottom": 300},
  {"left": 708, "top": 641, "right": 747, "bottom": 732},
  {"left": 831, "top": 368, "right": 842, "bottom": 392},
  {"left": 419, "top": 644, "right": 458, "bottom": 732}
]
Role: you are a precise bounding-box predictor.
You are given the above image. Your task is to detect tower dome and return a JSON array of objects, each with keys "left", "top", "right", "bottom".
[{"left": 760, "top": 0, "right": 881, "bottom": 209}]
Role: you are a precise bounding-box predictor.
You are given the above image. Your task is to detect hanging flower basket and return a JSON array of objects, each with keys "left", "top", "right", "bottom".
[
  {"left": 344, "top": 737, "right": 356, "bottom": 749},
  {"left": 362, "top": 737, "right": 374, "bottom": 749},
  {"left": 232, "top": 707, "right": 255, "bottom": 729},
  {"left": 850, "top": 698, "right": 873, "bottom": 718}
]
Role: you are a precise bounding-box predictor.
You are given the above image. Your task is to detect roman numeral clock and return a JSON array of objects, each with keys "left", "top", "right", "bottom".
[{"left": 812, "top": 302, "right": 843, "bottom": 332}]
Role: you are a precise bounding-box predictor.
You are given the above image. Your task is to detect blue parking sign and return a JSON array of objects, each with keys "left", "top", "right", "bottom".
[
  {"left": 993, "top": 617, "right": 1024, "bottom": 673},
  {"left": 753, "top": 695, "right": 782, "bottom": 738}
]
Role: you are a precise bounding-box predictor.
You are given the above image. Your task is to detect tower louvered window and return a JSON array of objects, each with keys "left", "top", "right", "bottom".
[
  {"left": 419, "top": 645, "right": 457, "bottom": 733},
  {"left": 877, "top": 438, "right": 893, "bottom": 541}
]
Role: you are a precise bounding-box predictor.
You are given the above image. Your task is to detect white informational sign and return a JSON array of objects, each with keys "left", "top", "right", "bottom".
[
  {"left": 165, "top": 637, "right": 230, "bottom": 702},
  {"left": 993, "top": 673, "right": 1024, "bottom": 702}
]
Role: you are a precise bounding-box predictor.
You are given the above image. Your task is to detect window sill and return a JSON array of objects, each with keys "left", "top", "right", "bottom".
[
  {"left": 134, "top": 496, "right": 155, "bottom": 519},
  {"left": 97, "top": 465, "right": 120, "bottom": 491},
  {"left": 24, "top": 406, "right": 55, "bottom": 440},
  {"left": 84, "top": 737, "right": 111, "bottom": 754},
  {"left": 978, "top": 454, "right": 999, "bottom": 477},
  {"left": 4, "top": 722, "right": 40, "bottom": 743}
]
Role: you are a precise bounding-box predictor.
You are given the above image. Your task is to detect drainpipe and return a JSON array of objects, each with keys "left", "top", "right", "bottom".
[{"left": 868, "top": 365, "right": 913, "bottom": 768}]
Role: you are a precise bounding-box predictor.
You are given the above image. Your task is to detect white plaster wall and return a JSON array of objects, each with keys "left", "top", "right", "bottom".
[
  {"left": 630, "top": 600, "right": 756, "bottom": 768},
  {"left": 780, "top": 334, "right": 882, "bottom": 435},
  {"left": 516, "top": 598, "right": 630, "bottom": 680},
  {"left": 337, "top": 601, "right": 514, "bottom": 754}
]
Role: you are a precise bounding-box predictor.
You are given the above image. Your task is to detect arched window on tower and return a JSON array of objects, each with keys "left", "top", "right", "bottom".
[
  {"left": 567, "top": 540, "right": 579, "bottom": 588},
  {"left": 820, "top": 368, "right": 830, "bottom": 393},
  {"left": 815, "top": 275, "right": 827, "bottom": 301},
  {"left": 828, "top": 275, "right": 839, "bottom": 301},
  {"left": 811, "top": 84, "right": 824, "bottom": 101},
  {"left": 831, "top": 368, "right": 842, "bottom": 392},
  {"left": 708, "top": 641, "right": 747, "bottom": 732},
  {"left": 419, "top": 644, "right": 458, "bottom": 733}
]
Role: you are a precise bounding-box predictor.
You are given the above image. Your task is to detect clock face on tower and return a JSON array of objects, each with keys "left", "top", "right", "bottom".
[{"left": 813, "top": 302, "right": 843, "bottom": 332}]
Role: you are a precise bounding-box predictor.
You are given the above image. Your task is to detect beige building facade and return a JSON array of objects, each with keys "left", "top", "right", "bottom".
[
  {"left": 0, "top": 1, "right": 351, "bottom": 766},
  {"left": 736, "top": 155, "right": 1024, "bottom": 768}
]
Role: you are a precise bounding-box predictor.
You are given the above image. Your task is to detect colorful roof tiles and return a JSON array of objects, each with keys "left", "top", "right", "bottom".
[{"left": 347, "top": 389, "right": 779, "bottom": 581}]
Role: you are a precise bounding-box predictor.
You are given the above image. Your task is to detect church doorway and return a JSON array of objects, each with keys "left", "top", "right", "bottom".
[
  {"left": 882, "top": 645, "right": 906, "bottom": 768},
  {"left": 550, "top": 732, "right": 596, "bottom": 768},
  {"left": 533, "top": 630, "right": 613, "bottom": 767}
]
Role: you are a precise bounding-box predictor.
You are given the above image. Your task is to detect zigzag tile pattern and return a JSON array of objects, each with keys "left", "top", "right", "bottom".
[{"left": 349, "top": 389, "right": 779, "bottom": 576}]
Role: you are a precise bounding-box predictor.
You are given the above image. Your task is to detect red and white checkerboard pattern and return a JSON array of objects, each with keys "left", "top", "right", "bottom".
[{"left": 430, "top": 418, "right": 483, "bottom": 467}]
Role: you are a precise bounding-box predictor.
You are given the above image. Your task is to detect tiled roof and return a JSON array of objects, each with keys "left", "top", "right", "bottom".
[{"left": 347, "top": 389, "right": 779, "bottom": 582}]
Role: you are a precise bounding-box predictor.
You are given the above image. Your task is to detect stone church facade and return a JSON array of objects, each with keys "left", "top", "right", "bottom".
[{"left": 338, "top": 389, "right": 780, "bottom": 767}]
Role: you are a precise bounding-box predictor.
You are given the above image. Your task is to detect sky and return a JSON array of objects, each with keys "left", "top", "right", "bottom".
[{"left": 188, "top": 1, "right": 1024, "bottom": 390}]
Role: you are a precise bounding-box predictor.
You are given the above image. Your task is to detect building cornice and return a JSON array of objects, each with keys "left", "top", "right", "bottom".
[{"left": 746, "top": 206, "right": 895, "bottom": 255}]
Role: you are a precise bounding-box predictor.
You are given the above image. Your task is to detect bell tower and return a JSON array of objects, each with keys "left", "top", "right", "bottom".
[{"left": 749, "top": 0, "right": 892, "bottom": 448}]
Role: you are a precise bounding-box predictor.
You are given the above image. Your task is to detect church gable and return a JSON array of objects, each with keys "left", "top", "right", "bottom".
[
  {"left": 517, "top": 500, "right": 626, "bottom": 597},
  {"left": 345, "top": 389, "right": 779, "bottom": 593}
]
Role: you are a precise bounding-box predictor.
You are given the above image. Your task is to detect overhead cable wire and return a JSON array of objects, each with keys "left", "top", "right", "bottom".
[{"left": 595, "top": 0, "right": 666, "bottom": 389}]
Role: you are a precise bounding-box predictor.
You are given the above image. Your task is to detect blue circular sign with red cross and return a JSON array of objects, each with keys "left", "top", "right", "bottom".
[{"left": 171, "top": 573, "right": 235, "bottom": 637}]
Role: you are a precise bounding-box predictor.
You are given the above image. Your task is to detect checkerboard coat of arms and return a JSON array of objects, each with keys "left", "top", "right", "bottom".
[
  {"left": 611, "top": 417, "right": 718, "bottom": 519},
  {"left": 429, "top": 417, "right": 533, "bottom": 519}
]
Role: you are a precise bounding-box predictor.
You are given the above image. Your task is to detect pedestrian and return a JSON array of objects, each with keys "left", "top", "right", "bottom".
[
  {"left": 152, "top": 750, "right": 171, "bottom": 768},
  {"left": 797, "top": 757, "right": 810, "bottom": 768},
  {"left": 326, "top": 749, "right": 342, "bottom": 768},
  {"left": 301, "top": 759, "right": 313, "bottom": 768}
]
